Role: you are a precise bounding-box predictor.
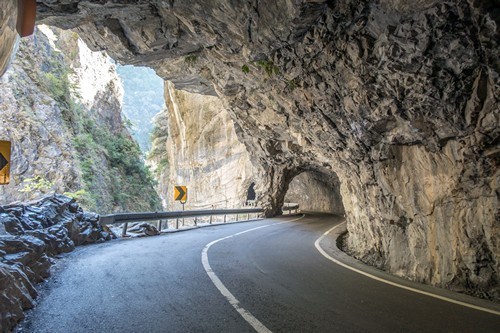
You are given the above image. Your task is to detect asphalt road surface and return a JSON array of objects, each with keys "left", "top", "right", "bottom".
[{"left": 16, "top": 214, "right": 500, "bottom": 332}]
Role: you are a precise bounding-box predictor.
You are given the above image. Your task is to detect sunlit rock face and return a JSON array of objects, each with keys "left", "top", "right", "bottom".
[
  {"left": 0, "top": 25, "right": 122, "bottom": 205},
  {"left": 31, "top": 0, "right": 500, "bottom": 298},
  {"left": 0, "top": 28, "right": 81, "bottom": 204},
  {"left": 150, "top": 82, "right": 257, "bottom": 210}
]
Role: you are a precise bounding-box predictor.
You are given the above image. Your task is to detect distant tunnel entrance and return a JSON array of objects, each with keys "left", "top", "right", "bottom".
[
  {"left": 246, "top": 182, "right": 256, "bottom": 201},
  {"left": 284, "top": 170, "right": 344, "bottom": 215}
]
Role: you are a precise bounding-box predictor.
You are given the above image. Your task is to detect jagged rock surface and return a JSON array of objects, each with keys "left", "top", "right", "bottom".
[
  {"left": 29, "top": 0, "right": 500, "bottom": 300},
  {"left": 0, "top": 194, "right": 115, "bottom": 332},
  {"left": 0, "top": 27, "right": 81, "bottom": 203}
]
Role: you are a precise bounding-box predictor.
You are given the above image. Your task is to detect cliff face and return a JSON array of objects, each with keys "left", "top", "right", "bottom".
[
  {"left": 22, "top": 0, "right": 500, "bottom": 299},
  {"left": 149, "top": 82, "right": 257, "bottom": 210},
  {"left": 0, "top": 27, "right": 81, "bottom": 203},
  {"left": 0, "top": 25, "right": 161, "bottom": 213}
]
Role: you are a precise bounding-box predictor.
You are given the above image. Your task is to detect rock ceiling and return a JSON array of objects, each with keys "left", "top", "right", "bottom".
[{"left": 29, "top": 0, "right": 500, "bottom": 300}]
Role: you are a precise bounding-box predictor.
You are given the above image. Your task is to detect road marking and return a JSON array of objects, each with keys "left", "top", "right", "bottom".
[
  {"left": 315, "top": 222, "right": 500, "bottom": 316},
  {"left": 202, "top": 215, "right": 305, "bottom": 333}
]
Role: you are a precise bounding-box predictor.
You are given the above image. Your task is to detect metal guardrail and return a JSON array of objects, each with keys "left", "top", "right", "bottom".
[
  {"left": 99, "top": 204, "right": 300, "bottom": 237},
  {"left": 283, "top": 203, "right": 300, "bottom": 215},
  {"left": 99, "top": 208, "right": 265, "bottom": 236}
]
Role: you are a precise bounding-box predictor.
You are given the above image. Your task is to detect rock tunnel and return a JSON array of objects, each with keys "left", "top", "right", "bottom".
[
  {"left": 0, "top": 0, "right": 498, "bottom": 303},
  {"left": 284, "top": 169, "right": 345, "bottom": 215}
]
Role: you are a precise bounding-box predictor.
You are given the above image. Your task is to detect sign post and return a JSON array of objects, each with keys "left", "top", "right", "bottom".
[
  {"left": 0, "top": 140, "right": 11, "bottom": 185},
  {"left": 174, "top": 185, "right": 187, "bottom": 227}
]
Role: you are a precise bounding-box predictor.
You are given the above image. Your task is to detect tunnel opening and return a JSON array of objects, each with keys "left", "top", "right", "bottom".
[
  {"left": 283, "top": 169, "right": 345, "bottom": 215},
  {"left": 246, "top": 182, "right": 256, "bottom": 201}
]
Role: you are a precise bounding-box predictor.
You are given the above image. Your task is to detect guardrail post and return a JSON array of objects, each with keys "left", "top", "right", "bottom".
[
  {"left": 122, "top": 222, "right": 128, "bottom": 237},
  {"left": 100, "top": 208, "right": 264, "bottom": 233}
]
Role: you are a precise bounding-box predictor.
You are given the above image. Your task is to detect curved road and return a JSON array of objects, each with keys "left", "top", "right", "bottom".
[{"left": 16, "top": 214, "right": 499, "bottom": 332}]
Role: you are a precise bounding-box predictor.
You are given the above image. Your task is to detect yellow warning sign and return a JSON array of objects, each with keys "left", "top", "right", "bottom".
[
  {"left": 174, "top": 186, "right": 187, "bottom": 202},
  {"left": 0, "top": 140, "right": 11, "bottom": 185}
]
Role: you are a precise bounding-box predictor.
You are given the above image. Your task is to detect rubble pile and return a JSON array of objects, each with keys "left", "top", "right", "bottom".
[{"left": 0, "top": 194, "right": 115, "bottom": 331}]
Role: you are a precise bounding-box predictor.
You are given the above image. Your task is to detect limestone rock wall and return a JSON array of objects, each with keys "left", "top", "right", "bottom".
[
  {"left": 343, "top": 142, "right": 499, "bottom": 297},
  {"left": 151, "top": 82, "right": 257, "bottom": 210},
  {"left": 31, "top": 0, "right": 500, "bottom": 299}
]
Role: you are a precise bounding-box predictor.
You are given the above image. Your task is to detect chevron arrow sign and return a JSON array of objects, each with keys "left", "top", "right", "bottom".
[
  {"left": 0, "top": 140, "right": 11, "bottom": 185},
  {"left": 174, "top": 186, "right": 187, "bottom": 202}
]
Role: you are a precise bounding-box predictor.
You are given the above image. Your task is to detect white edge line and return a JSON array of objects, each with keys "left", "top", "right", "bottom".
[
  {"left": 314, "top": 222, "right": 500, "bottom": 316},
  {"left": 201, "top": 215, "right": 305, "bottom": 333}
]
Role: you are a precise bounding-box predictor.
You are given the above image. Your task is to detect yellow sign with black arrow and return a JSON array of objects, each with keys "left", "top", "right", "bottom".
[
  {"left": 174, "top": 185, "right": 187, "bottom": 203},
  {"left": 0, "top": 140, "right": 11, "bottom": 185}
]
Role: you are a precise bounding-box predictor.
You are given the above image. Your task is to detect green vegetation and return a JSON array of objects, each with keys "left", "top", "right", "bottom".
[
  {"left": 116, "top": 65, "right": 165, "bottom": 152},
  {"left": 287, "top": 78, "right": 299, "bottom": 91},
  {"left": 185, "top": 55, "right": 198, "bottom": 66},
  {"left": 148, "top": 111, "right": 169, "bottom": 178},
  {"left": 63, "top": 189, "right": 88, "bottom": 200},
  {"left": 34, "top": 38, "right": 162, "bottom": 213},
  {"left": 68, "top": 104, "right": 162, "bottom": 212},
  {"left": 241, "top": 64, "right": 250, "bottom": 74},
  {"left": 19, "top": 176, "right": 55, "bottom": 196},
  {"left": 255, "top": 59, "right": 280, "bottom": 76}
]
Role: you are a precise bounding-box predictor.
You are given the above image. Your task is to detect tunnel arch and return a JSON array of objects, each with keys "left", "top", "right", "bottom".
[{"left": 283, "top": 167, "right": 345, "bottom": 215}]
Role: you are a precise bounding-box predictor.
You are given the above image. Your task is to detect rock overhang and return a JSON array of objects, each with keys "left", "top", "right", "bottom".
[{"left": 1, "top": 0, "right": 498, "bottom": 299}]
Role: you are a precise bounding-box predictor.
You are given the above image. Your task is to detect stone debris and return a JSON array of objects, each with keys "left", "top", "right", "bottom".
[
  {"left": 0, "top": 194, "right": 116, "bottom": 332},
  {"left": 126, "top": 222, "right": 161, "bottom": 237}
]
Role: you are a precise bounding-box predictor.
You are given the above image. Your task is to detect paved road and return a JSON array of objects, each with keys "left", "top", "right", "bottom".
[{"left": 16, "top": 214, "right": 500, "bottom": 332}]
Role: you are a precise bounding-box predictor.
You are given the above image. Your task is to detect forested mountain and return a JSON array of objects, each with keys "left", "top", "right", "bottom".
[
  {"left": 116, "top": 65, "right": 165, "bottom": 153},
  {"left": 0, "top": 26, "right": 161, "bottom": 213}
]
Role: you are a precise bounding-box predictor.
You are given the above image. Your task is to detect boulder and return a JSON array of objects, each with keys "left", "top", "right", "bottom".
[
  {"left": 127, "top": 222, "right": 160, "bottom": 237},
  {"left": 0, "top": 194, "right": 116, "bottom": 331},
  {"left": 0, "top": 263, "right": 38, "bottom": 331}
]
